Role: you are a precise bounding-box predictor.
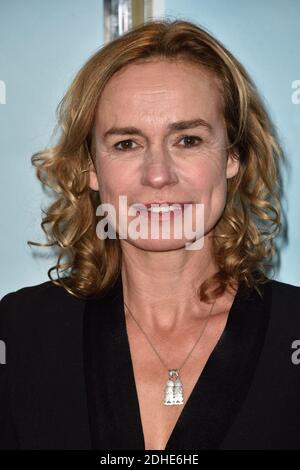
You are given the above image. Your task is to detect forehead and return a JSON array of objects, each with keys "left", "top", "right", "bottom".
[{"left": 95, "top": 59, "right": 223, "bottom": 127}]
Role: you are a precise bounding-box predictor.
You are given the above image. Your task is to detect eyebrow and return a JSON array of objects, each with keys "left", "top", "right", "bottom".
[{"left": 103, "top": 118, "right": 213, "bottom": 140}]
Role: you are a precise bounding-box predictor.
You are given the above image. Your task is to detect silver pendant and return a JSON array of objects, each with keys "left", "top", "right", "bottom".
[{"left": 163, "top": 369, "right": 184, "bottom": 406}]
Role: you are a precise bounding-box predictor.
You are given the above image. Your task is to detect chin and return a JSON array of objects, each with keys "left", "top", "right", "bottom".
[{"left": 122, "top": 237, "right": 200, "bottom": 252}]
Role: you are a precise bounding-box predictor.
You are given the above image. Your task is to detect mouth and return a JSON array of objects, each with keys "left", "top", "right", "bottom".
[
  {"left": 130, "top": 202, "right": 193, "bottom": 222},
  {"left": 132, "top": 201, "right": 193, "bottom": 214}
]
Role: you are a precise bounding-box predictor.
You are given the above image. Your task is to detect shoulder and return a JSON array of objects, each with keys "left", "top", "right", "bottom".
[
  {"left": 268, "top": 277, "right": 300, "bottom": 295},
  {"left": 261, "top": 278, "right": 300, "bottom": 358},
  {"left": 0, "top": 278, "right": 83, "bottom": 313},
  {"left": 267, "top": 278, "right": 300, "bottom": 313},
  {"left": 0, "top": 279, "right": 85, "bottom": 340},
  {"left": 1, "top": 278, "right": 75, "bottom": 303},
  {"left": 240, "top": 277, "right": 300, "bottom": 343}
]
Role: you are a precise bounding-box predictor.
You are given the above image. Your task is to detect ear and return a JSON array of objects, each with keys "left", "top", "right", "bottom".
[
  {"left": 226, "top": 149, "right": 240, "bottom": 179},
  {"left": 89, "top": 164, "right": 99, "bottom": 191}
]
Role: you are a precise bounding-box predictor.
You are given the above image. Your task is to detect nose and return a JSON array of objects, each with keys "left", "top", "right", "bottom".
[{"left": 140, "top": 146, "right": 179, "bottom": 190}]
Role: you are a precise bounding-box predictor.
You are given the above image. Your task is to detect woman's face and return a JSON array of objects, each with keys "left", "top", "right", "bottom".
[{"left": 89, "top": 59, "right": 239, "bottom": 251}]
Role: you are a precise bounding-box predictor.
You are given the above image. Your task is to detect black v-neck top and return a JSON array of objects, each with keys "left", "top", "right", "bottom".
[{"left": 0, "top": 273, "right": 300, "bottom": 450}]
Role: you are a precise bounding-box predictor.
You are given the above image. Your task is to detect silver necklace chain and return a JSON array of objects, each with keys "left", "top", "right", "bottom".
[{"left": 123, "top": 297, "right": 217, "bottom": 373}]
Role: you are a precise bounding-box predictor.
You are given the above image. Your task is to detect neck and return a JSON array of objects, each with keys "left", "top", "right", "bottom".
[{"left": 120, "top": 235, "right": 219, "bottom": 331}]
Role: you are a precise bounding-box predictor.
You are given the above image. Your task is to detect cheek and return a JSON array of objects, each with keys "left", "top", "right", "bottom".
[
  {"left": 191, "top": 164, "right": 228, "bottom": 226},
  {"left": 97, "top": 159, "right": 128, "bottom": 202},
  {"left": 96, "top": 162, "right": 141, "bottom": 237},
  {"left": 192, "top": 161, "right": 226, "bottom": 196}
]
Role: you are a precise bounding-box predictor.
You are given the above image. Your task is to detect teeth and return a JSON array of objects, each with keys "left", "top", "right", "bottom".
[{"left": 147, "top": 205, "right": 181, "bottom": 213}]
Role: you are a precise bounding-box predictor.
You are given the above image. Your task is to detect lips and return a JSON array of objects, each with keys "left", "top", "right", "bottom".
[
  {"left": 132, "top": 201, "right": 193, "bottom": 210},
  {"left": 144, "top": 201, "right": 192, "bottom": 209},
  {"left": 130, "top": 202, "right": 193, "bottom": 221}
]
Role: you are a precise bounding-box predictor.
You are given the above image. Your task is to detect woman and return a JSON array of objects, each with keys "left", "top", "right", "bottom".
[{"left": 0, "top": 19, "right": 299, "bottom": 450}]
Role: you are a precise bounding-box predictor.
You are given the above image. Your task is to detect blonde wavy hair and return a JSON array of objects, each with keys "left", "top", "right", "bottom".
[{"left": 28, "top": 19, "right": 284, "bottom": 302}]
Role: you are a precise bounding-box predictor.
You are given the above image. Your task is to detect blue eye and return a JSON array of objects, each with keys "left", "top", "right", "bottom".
[
  {"left": 178, "top": 136, "right": 203, "bottom": 147},
  {"left": 114, "top": 140, "right": 138, "bottom": 151}
]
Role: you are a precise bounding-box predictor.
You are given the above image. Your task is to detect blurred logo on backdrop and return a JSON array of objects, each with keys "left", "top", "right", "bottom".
[
  {"left": 0, "top": 80, "right": 6, "bottom": 104},
  {"left": 291, "top": 80, "right": 300, "bottom": 104}
]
